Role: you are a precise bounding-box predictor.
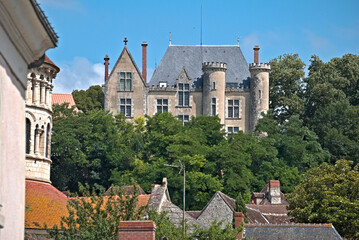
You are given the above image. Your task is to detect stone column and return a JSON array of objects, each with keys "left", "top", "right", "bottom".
[
  {"left": 34, "top": 128, "right": 43, "bottom": 155},
  {"left": 45, "top": 83, "right": 50, "bottom": 106},
  {"left": 33, "top": 79, "right": 40, "bottom": 105},
  {"left": 29, "top": 126, "right": 35, "bottom": 155},
  {"left": 40, "top": 81, "right": 46, "bottom": 104},
  {"left": 26, "top": 77, "right": 33, "bottom": 103}
]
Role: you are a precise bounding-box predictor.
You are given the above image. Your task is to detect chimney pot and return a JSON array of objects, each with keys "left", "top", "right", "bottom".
[
  {"left": 104, "top": 55, "right": 110, "bottom": 82},
  {"left": 253, "top": 45, "right": 260, "bottom": 64},
  {"left": 142, "top": 41, "right": 148, "bottom": 83}
]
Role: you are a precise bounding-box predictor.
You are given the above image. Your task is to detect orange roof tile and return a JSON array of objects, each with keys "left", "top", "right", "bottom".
[
  {"left": 52, "top": 93, "right": 77, "bottom": 109},
  {"left": 25, "top": 180, "right": 68, "bottom": 229},
  {"left": 44, "top": 55, "right": 60, "bottom": 73}
]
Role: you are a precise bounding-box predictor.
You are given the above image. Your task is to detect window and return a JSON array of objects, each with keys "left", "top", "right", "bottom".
[
  {"left": 178, "top": 83, "right": 190, "bottom": 106},
  {"left": 118, "top": 72, "right": 132, "bottom": 91},
  {"left": 228, "top": 99, "right": 240, "bottom": 118},
  {"left": 258, "top": 90, "right": 262, "bottom": 99},
  {"left": 45, "top": 123, "right": 50, "bottom": 158},
  {"left": 157, "top": 99, "right": 168, "bottom": 113},
  {"left": 178, "top": 115, "right": 190, "bottom": 124},
  {"left": 120, "top": 98, "right": 132, "bottom": 117},
  {"left": 26, "top": 118, "right": 31, "bottom": 154},
  {"left": 211, "top": 98, "right": 216, "bottom": 116},
  {"left": 212, "top": 82, "right": 216, "bottom": 90},
  {"left": 227, "top": 126, "right": 239, "bottom": 137}
]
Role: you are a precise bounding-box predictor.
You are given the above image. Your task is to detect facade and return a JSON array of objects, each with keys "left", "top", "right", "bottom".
[
  {"left": 0, "top": 0, "right": 57, "bottom": 238},
  {"left": 104, "top": 39, "right": 270, "bottom": 133}
]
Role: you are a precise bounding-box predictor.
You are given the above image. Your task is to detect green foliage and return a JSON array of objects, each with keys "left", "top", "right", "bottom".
[
  {"left": 47, "top": 184, "right": 145, "bottom": 240},
  {"left": 72, "top": 85, "right": 104, "bottom": 113},
  {"left": 147, "top": 210, "right": 183, "bottom": 240},
  {"left": 269, "top": 54, "right": 305, "bottom": 123},
  {"left": 192, "top": 220, "right": 242, "bottom": 240},
  {"left": 287, "top": 160, "right": 359, "bottom": 239}
]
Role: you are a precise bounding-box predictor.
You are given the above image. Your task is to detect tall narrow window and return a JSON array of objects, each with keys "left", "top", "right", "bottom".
[
  {"left": 211, "top": 98, "right": 216, "bottom": 116},
  {"left": 157, "top": 99, "right": 168, "bottom": 113},
  {"left": 119, "top": 98, "right": 132, "bottom": 117},
  {"left": 228, "top": 99, "right": 240, "bottom": 118},
  {"left": 212, "top": 82, "right": 216, "bottom": 90},
  {"left": 26, "top": 118, "right": 31, "bottom": 154},
  {"left": 178, "top": 83, "right": 190, "bottom": 106},
  {"left": 45, "top": 123, "right": 50, "bottom": 158},
  {"left": 178, "top": 115, "right": 190, "bottom": 124},
  {"left": 118, "top": 72, "right": 132, "bottom": 91}
]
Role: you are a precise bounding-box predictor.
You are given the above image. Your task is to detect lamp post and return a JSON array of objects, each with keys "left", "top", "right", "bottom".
[{"left": 164, "top": 160, "right": 185, "bottom": 240}]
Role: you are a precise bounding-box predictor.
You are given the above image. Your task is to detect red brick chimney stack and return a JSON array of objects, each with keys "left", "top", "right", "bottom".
[
  {"left": 234, "top": 212, "right": 245, "bottom": 239},
  {"left": 119, "top": 221, "right": 156, "bottom": 240},
  {"left": 104, "top": 54, "right": 110, "bottom": 82},
  {"left": 142, "top": 42, "right": 148, "bottom": 82},
  {"left": 253, "top": 45, "right": 260, "bottom": 64}
]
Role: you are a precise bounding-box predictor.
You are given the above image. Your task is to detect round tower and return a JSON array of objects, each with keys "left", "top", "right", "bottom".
[
  {"left": 202, "top": 62, "right": 227, "bottom": 124},
  {"left": 249, "top": 46, "right": 270, "bottom": 132},
  {"left": 25, "top": 55, "right": 59, "bottom": 183}
]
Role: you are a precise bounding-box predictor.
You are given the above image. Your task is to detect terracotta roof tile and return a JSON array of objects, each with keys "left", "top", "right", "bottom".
[
  {"left": 52, "top": 93, "right": 77, "bottom": 109},
  {"left": 25, "top": 180, "right": 68, "bottom": 229},
  {"left": 44, "top": 55, "right": 60, "bottom": 73}
]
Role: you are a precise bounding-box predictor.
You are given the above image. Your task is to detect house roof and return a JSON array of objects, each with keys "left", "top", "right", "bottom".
[
  {"left": 246, "top": 204, "right": 291, "bottom": 224},
  {"left": 149, "top": 45, "right": 250, "bottom": 87},
  {"left": 25, "top": 180, "right": 68, "bottom": 229},
  {"left": 52, "top": 93, "right": 77, "bottom": 109},
  {"left": 44, "top": 55, "right": 60, "bottom": 73},
  {"left": 244, "top": 223, "right": 343, "bottom": 240},
  {"left": 105, "top": 185, "right": 146, "bottom": 196}
]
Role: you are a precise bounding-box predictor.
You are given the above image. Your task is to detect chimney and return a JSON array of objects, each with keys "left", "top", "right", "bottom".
[
  {"left": 104, "top": 54, "right": 110, "bottom": 82},
  {"left": 119, "top": 221, "right": 156, "bottom": 240},
  {"left": 234, "top": 212, "right": 245, "bottom": 239},
  {"left": 253, "top": 45, "right": 260, "bottom": 64},
  {"left": 142, "top": 41, "right": 148, "bottom": 82},
  {"left": 269, "top": 180, "right": 281, "bottom": 204}
]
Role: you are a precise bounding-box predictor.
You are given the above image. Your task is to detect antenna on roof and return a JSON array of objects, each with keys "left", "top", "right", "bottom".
[
  {"left": 169, "top": 32, "right": 172, "bottom": 46},
  {"left": 200, "top": 5, "right": 202, "bottom": 46}
]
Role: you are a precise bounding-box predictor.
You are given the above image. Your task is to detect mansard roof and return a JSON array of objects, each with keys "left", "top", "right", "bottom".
[{"left": 149, "top": 45, "right": 250, "bottom": 87}]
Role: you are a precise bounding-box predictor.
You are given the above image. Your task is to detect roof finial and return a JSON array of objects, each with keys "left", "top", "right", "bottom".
[
  {"left": 237, "top": 35, "right": 240, "bottom": 46},
  {"left": 169, "top": 32, "right": 172, "bottom": 45},
  {"left": 124, "top": 37, "right": 128, "bottom": 46}
]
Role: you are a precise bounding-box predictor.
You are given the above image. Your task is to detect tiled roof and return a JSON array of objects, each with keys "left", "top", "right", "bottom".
[
  {"left": 186, "top": 211, "right": 201, "bottom": 219},
  {"left": 52, "top": 93, "right": 77, "bottom": 109},
  {"left": 44, "top": 55, "right": 60, "bottom": 73},
  {"left": 244, "top": 223, "right": 343, "bottom": 240},
  {"left": 149, "top": 45, "right": 250, "bottom": 88},
  {"left": 25, "top": 180, "right": 68, "bottom": 229},
  {"left": 218, "top": 191, "right": 236, "bottom": 211},
  {"left": 105, "top": 185, "right": 146, "bottom": 196},
  {"left": 246, "top": 204, "right": 291, "bottom": 224}
]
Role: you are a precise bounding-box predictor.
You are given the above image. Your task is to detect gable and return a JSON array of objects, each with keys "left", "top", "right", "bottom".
[{"left": 106, "top": 46, "right": 146, "bottom": 86}]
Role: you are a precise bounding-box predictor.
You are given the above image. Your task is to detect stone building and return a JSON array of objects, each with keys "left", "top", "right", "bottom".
[
  {"left": 104, "top": 39, "right": 270, "bottom": 133},
  {"left": 0, "top": 0, "right": 57, "bottom": 238}
]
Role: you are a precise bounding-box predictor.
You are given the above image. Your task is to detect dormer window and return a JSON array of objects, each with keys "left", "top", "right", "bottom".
[
  {"left": 159, "top": 82, "right": 167, "bottom": 88},
  {"left": 118, "top": 72, "right": 132, "bottom": 91}
]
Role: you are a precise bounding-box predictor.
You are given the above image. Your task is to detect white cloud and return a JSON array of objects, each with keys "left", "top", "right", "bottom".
[
  {"left": 303, "top": 29, "right": 333, "bottom": 49},
  {"left": 53, "top": 57, "right": 104, "bottom": 93}
]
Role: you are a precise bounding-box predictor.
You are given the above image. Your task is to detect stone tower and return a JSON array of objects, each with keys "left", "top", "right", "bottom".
[
  {"left": 25, "top": 56, "right": 59, "bottom": 183},
  {"left": 249, "top": 46, "right": 270, "bottom": 132},
  {"left": 202, "top": 62, "right": 227, "bottom": 124}
]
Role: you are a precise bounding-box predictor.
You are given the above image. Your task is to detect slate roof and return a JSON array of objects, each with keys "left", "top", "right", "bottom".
[
  {"left": 244, "top": 223, "right": 343, "bottom": 240},
  {"left": 149, "top": 45, "right": 250, "bottom": 88},
  {"left": 105, "top": 185, "right": 146, "bottom": 196}
]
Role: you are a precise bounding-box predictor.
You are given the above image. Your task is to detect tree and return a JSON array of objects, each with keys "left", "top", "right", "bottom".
[
  {"left": 47, "top": 184, "right": 146, "bottom": 240},
  {"left": 192, "top": 220, "right": 243, "bottom": 240},
  {"left": 72, "top": 85, "right": 104, "bottom": 113},
  {"left": 269, "top": 54, "right": 305, "bottom": 123},
  {"left": 287, "top": 160, "right": 359, "bottom": 239}
]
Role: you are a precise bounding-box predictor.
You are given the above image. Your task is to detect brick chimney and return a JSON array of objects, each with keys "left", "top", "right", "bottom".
[
  {"left": 234, "top": 212, "right": 245, "bottom": 239},
  {"left": 141, "top": 42, "right": 148, "bottom": 82},
  {"left": 119, "top": 221, "right": 156, "bottom": 240},
  {"left": 269, "top": 180, "right": 281, "bottom": 204},
  {"left": 253, "top": 45, "right": 260, "bottom": 64},
  {"left": 104, "top": 54, "right": 110, "bottom": 82}
]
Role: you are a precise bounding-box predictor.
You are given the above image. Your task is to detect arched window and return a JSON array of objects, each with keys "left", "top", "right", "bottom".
[
  {"left": 26, "top": 118, "right": 31, "bottom": 154},
  {"left": 46, "top": 123, "right": 51, "bottom": 158}
]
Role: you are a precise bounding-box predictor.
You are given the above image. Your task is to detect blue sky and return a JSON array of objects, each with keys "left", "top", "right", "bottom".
[{"left": 38, "top": 0, "right": 359, "bottom": 93}]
